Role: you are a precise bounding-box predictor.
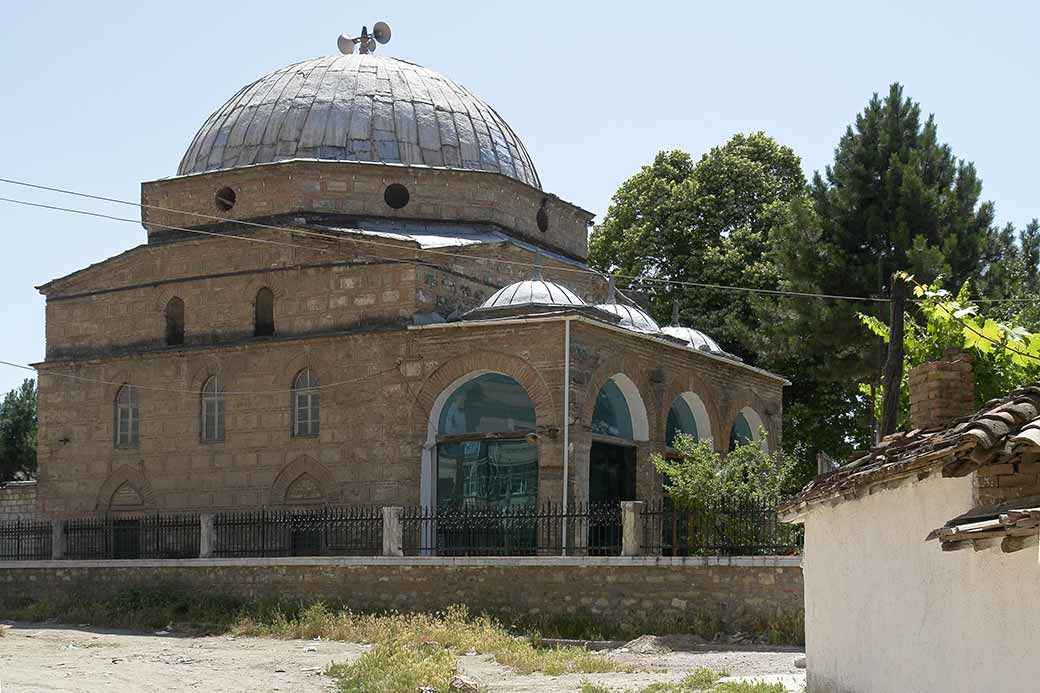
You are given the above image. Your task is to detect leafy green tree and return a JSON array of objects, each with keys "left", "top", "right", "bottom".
[
  {"left": 859, "top": 276, "right": 1040, "bottom": 428},
  {"left": 0, "top": 379, "right": 37, "bottom": 482},
  {"left": 653, "top": 435, "right": 797, "bottom": 511},
  {"left": 589, "top": 133, "right": 805, "bottom": 361}
]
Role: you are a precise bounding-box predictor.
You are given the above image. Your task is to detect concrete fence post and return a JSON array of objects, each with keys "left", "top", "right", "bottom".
[
  {"left": 621, "top": 501, "right": 644, "bottom": 557},
  {"left": 382, "top": 506, "right": 403, "bottom": 557},
  {"left": 51, "top": 519, "right": 66, "bottom": 560},
  {"left": 199, "top": 512, "right": 215, "bottom": 559}
]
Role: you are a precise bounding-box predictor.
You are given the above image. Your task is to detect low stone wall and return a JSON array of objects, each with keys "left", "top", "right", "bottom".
[
  {"left": 0, "top": 556, "right": 802, "bottom": 635},
  {"left": 0, "top": 481, "right": 37, "bottom": 520}
]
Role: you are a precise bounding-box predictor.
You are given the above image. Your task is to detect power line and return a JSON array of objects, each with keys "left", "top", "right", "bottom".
[
  {"left": 0, "top": 359, "right": 404, "bottom": 396},
  {"left": 0, "top": 176, "right": 894, "bottom": 303}
]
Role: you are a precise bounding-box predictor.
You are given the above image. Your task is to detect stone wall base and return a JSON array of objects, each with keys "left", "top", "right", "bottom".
[{"left": 0, "top": 556, "right": 802, "bottom": 635}]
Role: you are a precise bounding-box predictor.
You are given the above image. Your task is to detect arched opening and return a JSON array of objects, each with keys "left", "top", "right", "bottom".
[
  {"left": 730, "top": 406, "right": 766, "bottom": 451},
  {"left": 666, "top": 392, "right": 711, "bottom": 448},
  {"left": 292, "top": 369, "right": 320, "bottom": 437},
  {"left": 433, "top": 372, "right": 538, "bottom": 511},
  {"left": 114, "top": 384, "right": 139, "bottom": 449},
  {"left": 165, "top": 297, "right": 184, "bottom": 346},
  {"left": 254, "top": 287, "right": 274, "bottom": 337},
  {"left": 200, "top": 376, "right": 225, "bottom": 443},
  {"left": 589, "top": 374, "right": 648, "bottom": 507}
]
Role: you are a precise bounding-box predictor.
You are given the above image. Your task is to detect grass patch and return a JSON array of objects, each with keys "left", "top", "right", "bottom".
[
  {"left": 637, "top": 668, "right": 727, "bottom": 691},
  {"left": 712, "top": 683, "right": 786, "bottom": 693},
  {"left": 327, "top": 640, "right": 456, "bottom": 693},
  {"left": 236, "top": 602, "right": 628, "bottom": 676},
  {"left": 579, "top": 682, "right": 614, "bottom": 693}
]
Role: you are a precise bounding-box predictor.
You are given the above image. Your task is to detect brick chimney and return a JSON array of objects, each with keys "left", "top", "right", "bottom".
[{"left": 908, "top": 349, "right": 974, "bottom": 430}]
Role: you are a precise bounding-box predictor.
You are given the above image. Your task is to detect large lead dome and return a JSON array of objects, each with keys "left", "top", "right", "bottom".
[{"left": 178, "top": 54, "right": 541, "bottom": 188}]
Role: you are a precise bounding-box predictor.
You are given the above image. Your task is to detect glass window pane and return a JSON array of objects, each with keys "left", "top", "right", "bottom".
[
  {"left": 667, "top": 398, "right": 699, "bottom": 447},
  {"left": 438, "top": 374, "right": 535, "bottom": 436},
  {"left": 436, "top": 440, "right": 537, "bottom": 509},
  {"left": 592, "top": 379, "right": 633, "bottom": 439},
  {"left": 730, "top": 413, "right": 754, "bottom": 450}
]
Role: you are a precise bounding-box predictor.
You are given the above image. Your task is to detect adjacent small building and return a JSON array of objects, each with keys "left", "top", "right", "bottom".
[
  {"left": 23, "top": 45, "right": 786, "bottom": 526},
  {"left": 780, "top": 351, "right": 1040, "bottom": 692}
]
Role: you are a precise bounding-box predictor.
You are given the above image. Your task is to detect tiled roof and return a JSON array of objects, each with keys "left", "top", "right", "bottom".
[
  {"left": 926, "top": 498, "right": 1040, "bottom": 553},
  {"left": 779, "top": 383, "right": 1040, "bottom": 518}
]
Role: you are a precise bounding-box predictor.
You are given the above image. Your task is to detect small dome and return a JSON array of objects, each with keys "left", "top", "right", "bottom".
[
  {"left": 480, "top": 280, "right": 584, "bottom": 309},
  {"left": 178, "top": 54, "right": 540, "bottom": 188},
  {"left": 595, "top": 303, "right": 661, "bottom": 334},
  {"left": 662, "top": 325, "right": 726, "bottom": 354}
]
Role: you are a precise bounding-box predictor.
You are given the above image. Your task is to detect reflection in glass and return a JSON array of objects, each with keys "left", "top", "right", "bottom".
[
  {"left": 666, "top": 397, "right": 699, "bottom": 447},
  {"left": 591, "top": 379, "right": 633, "bottom": 439}
]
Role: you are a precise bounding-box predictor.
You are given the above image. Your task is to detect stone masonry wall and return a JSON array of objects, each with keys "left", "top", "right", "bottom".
[
  {"left": 141, "top": 160, "right": 593, "bottom": 260},
  {"left": 0, "top": 557, "right": 803, "bottom": 635},
  {"left": 41, "top": 231, "right": 597, "bottom": 361},
  {"left": 0, "top": 482, "right": 38, "bottom": 520},
  {"left": 35, "top": 317, "right": 784, "bottom": 519}
]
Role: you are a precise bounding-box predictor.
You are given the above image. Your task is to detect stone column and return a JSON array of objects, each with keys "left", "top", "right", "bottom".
[
  {"left": 621, "top": 501, "right": 644, "bottom": 557},
  {"left": 51, "top": 519, "right": 65, "bottom": 560},
  {"left": 382, "top": 506, "right": 403, "bottom": 557},
  {"left": 199, "top": 512, "right": 215, "bottom": 559}
]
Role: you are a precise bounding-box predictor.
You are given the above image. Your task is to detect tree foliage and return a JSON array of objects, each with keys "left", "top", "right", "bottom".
[
  {"left": 768, "top": 82, "right": 1000, "bottom": 382},
  {"left": 652, "top": 434, "right": 797, "bottom": 511},
  {"left": 858, "top": 277, "right": 1040, "bottom": 427},
  {"left": 589, "top": 134, "right": 805, "bottom": 361},
  {"left": 0, "top": 379, "right": 37, "bottom": 482}
]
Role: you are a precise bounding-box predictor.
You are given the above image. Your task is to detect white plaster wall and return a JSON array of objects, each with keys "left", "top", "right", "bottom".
[{"left": 803, "top": 474, "right": 1040, "bottom": 693}]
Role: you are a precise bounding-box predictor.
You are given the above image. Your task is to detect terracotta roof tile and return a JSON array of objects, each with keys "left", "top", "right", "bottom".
[{"left": 779, "top": 382, "right": 1040, "bottom": 517}]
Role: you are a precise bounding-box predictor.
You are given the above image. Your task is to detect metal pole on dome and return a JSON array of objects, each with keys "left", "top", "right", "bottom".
[
  {"left": 606, "top": 276, "right": 617, "bottom": 303},
  {"left": 671, "top": 300, "right": 681, "bottom": 326},
  {"left": 532, "top": 250, "right": 543, "bottom": 280}
]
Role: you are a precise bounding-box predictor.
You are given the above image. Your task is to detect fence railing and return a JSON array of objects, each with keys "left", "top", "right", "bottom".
[
  {"left": 400, "top": 502, "right": 623, "bottom": 557},
  {"left": 213, "top": 506, "right": 383, "bottom": 558},
  {"left": 64, "top": 513, "right": 200, "bottom": 560},
  {"left": 641, "top": 500, "right": 803, "bottom": 556},
  {"left": 0, "top": 501, "right": 800, "bottom": 560},
  {"left": 0, "top": 518, "right": 51, "bottom": 560}
]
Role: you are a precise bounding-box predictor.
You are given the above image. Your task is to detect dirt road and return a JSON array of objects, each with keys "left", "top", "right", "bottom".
[{"left": 0, "top": 623, "right": 805, "bottom": 692}]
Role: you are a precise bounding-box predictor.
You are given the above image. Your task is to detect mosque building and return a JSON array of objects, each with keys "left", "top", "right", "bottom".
[{"left": 31, "top": 30, "right": 786, "bottom": 520}]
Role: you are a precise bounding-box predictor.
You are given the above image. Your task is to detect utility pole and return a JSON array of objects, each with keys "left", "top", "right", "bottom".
[{"left": 880, "top": 273, "right": 906, "bottom": 438}]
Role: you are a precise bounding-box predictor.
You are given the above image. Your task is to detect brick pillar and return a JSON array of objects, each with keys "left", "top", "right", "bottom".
[
  {"left": 199, "top": 512, "right": 215, "bottom": 559},
  {"left": 621, "top": 501, "right": 644, "bottom": 557},
  {"left": 382, "top": 506, "right": 403, "bottom": 557},
  {"left": 908, "top": 349, "right": 974, "bottom": 430},
  {"left": 51, "top": 520, "right": 65, "bottom": 560}
]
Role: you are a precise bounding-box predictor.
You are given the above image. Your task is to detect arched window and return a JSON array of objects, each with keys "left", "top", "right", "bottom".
[
  {"left": 666, "top": 393, "right": 711, "bottom": 448},
  {"left": 592, "top": 379, "right": 633, "bottom": 440},
  {"left": 200, "top": 376, "right": 225, "bottom": 443},
  {"left": 165, "top": 297, "right": 184, "bottom": 346},
  {"left": 114, "top": 384, "right": 139, "bottom": 449},
  {"left": 729, "top": 407, "right": 765, "bottom": 450},
  {"left": 435, "top": 373, "right": 537, "bottom": 509},
  {"left": 293, "top": 369, "right": 320, "bottom": 437},
  {"left": 255, "top": 287, "right": 274, "bottom": 337}
]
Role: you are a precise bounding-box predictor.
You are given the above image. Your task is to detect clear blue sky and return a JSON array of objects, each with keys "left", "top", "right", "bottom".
[{"left": 1, "top": 0, "right": 1037, "bottom": 393}]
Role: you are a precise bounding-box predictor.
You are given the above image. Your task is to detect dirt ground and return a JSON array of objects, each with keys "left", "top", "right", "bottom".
[{"left": 0, "top": 623, "right": 805, "bottom": 692}]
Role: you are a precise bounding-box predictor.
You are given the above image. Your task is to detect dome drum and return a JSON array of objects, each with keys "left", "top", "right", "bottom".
[{"left": 141, "top": 159, "right": 593, "bottom": 259}]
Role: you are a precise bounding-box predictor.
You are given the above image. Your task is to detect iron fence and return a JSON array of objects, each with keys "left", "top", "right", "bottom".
[
  {"left": 0, "top": 518, "right": 52, "bottom": 560},
  {"left": 64, "top": 513, "right": 200, "bottom": 560},
  {"left": 213, "top": 506, "right": 383, "bottom": 557},
  {"left": 401, "top": 502, "right": 623, "bottom": 556},
  {"left": 641, "top": 500, "right": 802, "bottom": 556}
]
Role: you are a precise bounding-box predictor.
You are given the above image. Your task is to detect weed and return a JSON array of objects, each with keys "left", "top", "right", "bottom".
[
  {"left": 712, "top": 682, "right": 786, "bottom": 693},
  {"left": 637, "top": 668, "right": 728, "bottom": 691},
  {"left": 579, "top": 681, "right": 614, "bottom": 693},
  {"left": 328, "top": 640, "right": 456, "bottom": 693}
]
